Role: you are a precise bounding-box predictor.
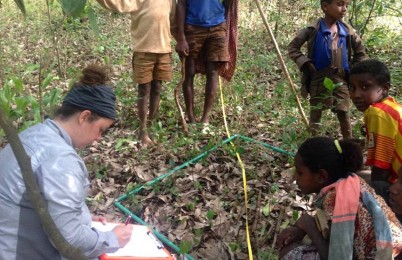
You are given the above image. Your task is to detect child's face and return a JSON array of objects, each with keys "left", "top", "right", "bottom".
[
  {"left": 349, "top": 73, "right": 388, "bottom": 112},
  {"left": 294, "top": 154, "right": 323, "bottom": 194},
  {"left": 389, "top": 168, "right": 402, "bottom": 215},
  {"left": 322, "top": 0, "right": 349, "bottom": 20}
]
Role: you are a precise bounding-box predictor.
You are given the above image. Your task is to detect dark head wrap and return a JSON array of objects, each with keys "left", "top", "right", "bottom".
[{"left": 62, "top": 85, "right": 116, "bottom": 120}]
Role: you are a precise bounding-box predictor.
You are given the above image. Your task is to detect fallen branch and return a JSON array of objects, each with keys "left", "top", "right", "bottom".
[
  {"left": 174, "top": 57, "right": 189, "bottom": 135},
  {"left": 0, "top": 107, "right": 87, "bottom": 260},
  {"left": 252, "top": 189, "right": 262, "bottom": 243},
  {"left": 252, "top": 189, "right": 262, "bottom": 259},
  {"left": 254, "top": 0, "right": 309, "bottom": 127},
  {"left": 271, "top": 208, "right": 285, "bottom": 250}
]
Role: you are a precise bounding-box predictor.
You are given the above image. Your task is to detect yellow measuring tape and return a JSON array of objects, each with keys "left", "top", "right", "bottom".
[{"left": 219, "top": 77, "right": 254, "bottom": 260}]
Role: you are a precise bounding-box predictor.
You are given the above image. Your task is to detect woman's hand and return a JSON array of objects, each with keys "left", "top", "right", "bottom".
[
  {"left": 112, "top": 225, "right": 134, "bottom": 247},
  {"left": 276, "top": 226, "right": 305, "bottom": 251},
  {"left": 92, "top": 215, "right": 107, "bottom": 225}
]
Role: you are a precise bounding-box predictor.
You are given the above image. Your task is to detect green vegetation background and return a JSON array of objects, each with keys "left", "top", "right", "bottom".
[{"left": 0, "top": 0, "right": 401, "bottom": 259}]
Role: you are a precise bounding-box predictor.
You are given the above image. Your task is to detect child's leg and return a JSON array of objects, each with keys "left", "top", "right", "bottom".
[
  {"left": 137, "top": 83, "right": 153, "bottom": 146},
  {"left": 200, "top": 61, "right": 219, "bottom": 124},
  {"left": 182, "top": 57, "right": 196, "bottom": 123},
  {"left": 149, "top": 80, "right": 162, "bottom": 121},
  {"left": 201, "top": 22, "right": 229, "bottom": 124},
  {"left": 336, "top": 110, "right": 352, "bottom": 139},
  {"left": 332, "top": 78, "right": 352, "bottom": 138},
  {"left": 132, "top": 52, "right": 156, "bottom": 146},
  {"left": 309, "top": 108, "right": 322, "bottom": 136}
]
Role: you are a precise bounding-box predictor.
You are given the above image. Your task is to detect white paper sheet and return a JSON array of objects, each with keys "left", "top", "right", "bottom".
[{"left": 92, "top": 222, "right": 171, "bottom": 257}]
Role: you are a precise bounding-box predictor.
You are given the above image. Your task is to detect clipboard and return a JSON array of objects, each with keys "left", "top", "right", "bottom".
[{"left": 92, "top": 221, "right": 174, "bottom": 260}]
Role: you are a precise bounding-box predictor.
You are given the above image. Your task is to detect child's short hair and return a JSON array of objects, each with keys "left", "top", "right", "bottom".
[
  {"left": 297, "top": 137, "right": 363, "bottom": 182},
  {"left": 350, "top": 59, "right": 391, "bottom": 86},
  {"left": 320, "top": 0, "right": 332, "bottom": 3}
]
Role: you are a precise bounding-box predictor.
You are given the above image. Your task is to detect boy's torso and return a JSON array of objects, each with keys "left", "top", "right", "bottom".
[
  {"left": 129, "top": 0, "right": 175, "bottom": 53},
  {"left": 185, "top": 0, "right": 226, "bottom": 27},
  {"left": 308, "top": 19, "right": 350, "bottom": 71},
  {"left": 364, "top": 97, "right": 402, "bottom": 182}
]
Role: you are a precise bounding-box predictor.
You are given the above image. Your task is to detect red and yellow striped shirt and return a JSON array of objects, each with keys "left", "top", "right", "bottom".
[{"left": 364, "top": 97, "right": 402, "bottom": 183}]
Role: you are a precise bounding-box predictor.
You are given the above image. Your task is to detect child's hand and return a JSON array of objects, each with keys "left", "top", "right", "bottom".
[
  {"left": 301, "top": 62, "right": 317, "bottom": 74},
  {"left": 276, "top": 226, "right": 305, "bottom": 250},
  {"left": 295, "top": 214, "right": 316, "bottom": 232},
  {"left": 175, "top": 40, "right": 189, "bottom": 57}
]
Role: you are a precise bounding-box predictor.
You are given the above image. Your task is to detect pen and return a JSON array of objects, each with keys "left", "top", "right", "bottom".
[{"left": 124, "top": 215, "right": 132, "bottom": 225}]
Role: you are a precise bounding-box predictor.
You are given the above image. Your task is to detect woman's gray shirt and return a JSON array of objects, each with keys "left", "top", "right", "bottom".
[{"left": 0, "top": 119, "right": 119, "bottom": 259}]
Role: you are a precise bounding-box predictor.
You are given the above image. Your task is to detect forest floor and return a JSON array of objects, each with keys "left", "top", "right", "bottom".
[{"left": 1, "top": 0, "right": 401, "bottom": 259}]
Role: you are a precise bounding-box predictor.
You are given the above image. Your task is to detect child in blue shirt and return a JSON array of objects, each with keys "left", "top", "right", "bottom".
[
  {"left": 176, "top": 0, "right": 234, "bottom": 127},
  {"left": 288, "top": 0, "right": 366, "bottom": 138}
]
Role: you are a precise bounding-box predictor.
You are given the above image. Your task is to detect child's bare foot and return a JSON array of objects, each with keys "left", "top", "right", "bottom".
[{"left": 138, "top": 130, "right": 153, "bottom": 148}]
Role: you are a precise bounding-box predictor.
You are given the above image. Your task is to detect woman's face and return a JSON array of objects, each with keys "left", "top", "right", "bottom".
[
  {"left": 73, "top": 113, "right": 114, "bottom": 149},
  {"left": 389, "top": 168, "right": 402, "bottom": 215},
  {"left": 294, "top": 154, "right": 324, "bottom": 194}
]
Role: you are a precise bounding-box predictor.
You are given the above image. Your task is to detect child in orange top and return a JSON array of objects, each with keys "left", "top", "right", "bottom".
[{"left": 349, "top": 59, "right": 402, "bottom": 202}]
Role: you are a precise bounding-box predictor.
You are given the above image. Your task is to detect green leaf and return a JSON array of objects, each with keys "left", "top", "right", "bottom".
[
  {"left": 126, "top": 182, "right": 134, "bottom": 192},
  {"left": 87, "top": 5, "right": 100, "bottom": 37},
  {"left": 14, "top": 97, "right": 29, "bottom": 111},
  {"left": 323, "top": 77, "right": 335, "bottom": 92},
  {"left": 270, "top": 183, "right": 279, "bottom": 193},
  {"left": 12, "top": 77, "right": 23, "bottom": 92},
  {"left": 292, "top": 210, "right": 299, "bottom": 222},
  {"left": 13, "top": 0, "right": 26, "bottom": 16},
  {"left": 59, "top": 0, "right": 87, "bottom": 17},
  {"left": 115, "top": 138, "right": 127, "bottom": 150},
  {"left": 42, "top": 74, "right": 54, "bottom": 88},
  {"left": 207, "top": 210, "right": 216, "bottom": 221},
  {"left": 280, "top": 219, "right": 290, "bottom": 229},
  {"left": 45, "top": 88, "right": 62, "bottom": 107},
  {"left": 323, "top": 77, "right": 343, "bottom": 92},
  {"left": 179, "top": 240, "right": 192, "bottom": 254},
  {"left": 262, "top": 202, "right": 270, "bottom": 216},
  {"left": 229, "top": 242, "right": 238, "bottom": 252}
]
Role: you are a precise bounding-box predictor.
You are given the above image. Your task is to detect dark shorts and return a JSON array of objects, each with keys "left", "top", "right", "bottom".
[
  {"left": 309, "top": 67, "right": 351, "bottom": 112},
  {"left": 132, "top": 52, "right": 172, "bottom": 84},
  {"left": 371, "top": 180, "right": 391, "bottom": 205},
  {"left": 185, "top": 22, "right": 229, "bottom": 62}
]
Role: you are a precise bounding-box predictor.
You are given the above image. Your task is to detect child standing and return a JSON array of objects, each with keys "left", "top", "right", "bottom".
[
  {"left": 276, "top": 137, "right": 402, "bottom": 259},
  {"left": 96, "top": 0, "right": 176, "bottom": 147},
  {"left": 175, "top": 0, "right": 237, "bottom": 128},
  {"left": 288, "top": 0, "right": 366, "bottom": 138},
  {"left": 349, "top": 59, "right": 402, "bottom": 202}
]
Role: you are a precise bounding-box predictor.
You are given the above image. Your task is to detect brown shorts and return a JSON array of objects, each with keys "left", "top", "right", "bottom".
[
  {"left": 185, "top": 22, "right": 229, "bottom": 62},
  {"left": 132, "top": 52, "right": 172, "bottom": 84},
  {"left": 309, "top": 67, "right": 351, "bottom": 112}
]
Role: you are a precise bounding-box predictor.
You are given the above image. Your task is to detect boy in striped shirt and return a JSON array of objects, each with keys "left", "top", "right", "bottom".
[{"left": 349, "top": 59, "right": 402, "bottom": 203}]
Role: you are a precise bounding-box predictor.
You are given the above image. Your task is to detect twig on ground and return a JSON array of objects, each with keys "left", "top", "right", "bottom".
[
  {"left": 174, "top": 57, "right": 189, "bottom": 135},
  {"left": 252, "top": 189, "right": 262, "bottom": 245},
  {"left": 271, "top": 208, "right": 285, "bottom": 250}
]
